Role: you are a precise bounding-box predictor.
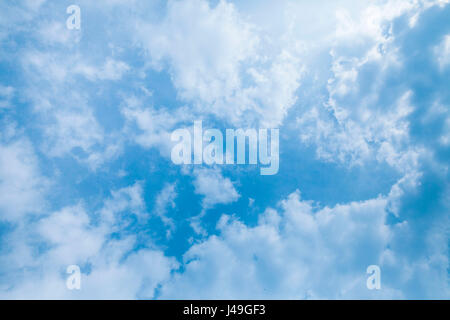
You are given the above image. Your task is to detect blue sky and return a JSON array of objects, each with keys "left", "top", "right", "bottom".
[{"left": 0, "top": 0, "right": 448, "bottom": 299}]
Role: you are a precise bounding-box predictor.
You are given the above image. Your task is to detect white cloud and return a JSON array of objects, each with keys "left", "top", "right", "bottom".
[
  {"left": 0, "top": 1, "right": 46, "bottom": 41},
  {"left": 1, "top": 0, "right": 448, "bottom": 300},
  {"left": 160, "top": 190, "right": 390, "bottom": 299},
  {"left": 20, "top": 51, "right": 126, "bottom": 170},
  {"left": 139, "top": 0, "right": 256, "bottom": 104},
  {"left": 43, "top": 106, "right": 104, "bottom": 156},
  {"left": 295, "top": 0, "right": 447, "bottom": 172},
  {"left": 297, "top": 89, "right": 420, "bottom": 171},
  {"left": 0, "top": 182, "right": 178, "bottom": 299},
  {"left": 80, "top": 248, "right": 178, "bottom": 299},
  {"left": 136, "top": 0, "right": 304, "bottom": 127},
  {"left": 37, "top": 204, "right": 105, "bottom": 265},
  {"left": 154, "top": 183, "right": 178, "bottom": 236},
  {"left": 188, "top": 168, "right": 240, "bottom": 235},
  {"left": 193, "top": 168, "right": 240, "bottom": 209},
  {"left": 120, "top": 96, "right": 189, "bottom": 157},
  {"left": 161, "top": 180, "right": 448, "bottom": 299},
  {"left": 99, "top": 182, "right": 146, "bottom": 227},
  {"left": 73, "top": 58, "right": 130, "bottom": 81},
  {"left": 37, "top": 21, "right": 80, "bottom": 46},
  {"left": 435, "top": 34, "right": 450, "bottom": 70},
  {"left": 0, "top": 136, "right": 48, "bottom": 221}
]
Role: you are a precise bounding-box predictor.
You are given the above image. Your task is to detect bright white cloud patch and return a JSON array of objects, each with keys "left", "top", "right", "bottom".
[
  {"left": 0, "top": 183, "right": 177, "bottom": 299},
  {"left": 137, "top": 0, "right": 304, "bottom": 127},
  {"left": 295, "top": 0, "right": 443, "bottom": 173},
  {"left": 161, "top": 180, "right": 448, "bottom": 299},
  {"left": 0, "top": 135, "right": 47, "bottom": 221},
  {"left": 161, "top": 193, "right": 391, "bottom": 299},
  {"left": 193, "top": 168, "right": 240, "bottom": 209},
  {"left": 139, "top": 0, "right": 256, "bottom": 104}
]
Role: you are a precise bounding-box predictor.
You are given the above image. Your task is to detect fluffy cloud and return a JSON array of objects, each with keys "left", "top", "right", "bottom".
[
  {"left": 137, "top": 0, "right": 304, "bottom": 127},
  {"left": 0, "top": 133, "right": 48, "bottom": 221},
  {"left": 160, "top": 191, "right": 387, "bottom": 299},
  {"left": 139, "top": 0, "right": 256, "bottom": 104},
  {"left": 192, "top": 168, "right": 240, "bottom": 209},
  {"left": 154, "top": 183, "right": 178, "bottom": 236},
  {"left": 120, "top": 95, "right": 192, "bottom": 157},
  {"left": 161, "top": 177, "right": 448, "bottom": 299},
  {"left": 0, "top": 183, "right": 177, "bottom": 299},
  {"left": 188, "top": 168, "right": 240, "bottom": 235},
  {"left": 99, "top": 182, "right": 146, "bottom": 227},
  {"left": 296, "top": 0, "right": 449, "bottom": 174},
  {"left": 19, "top": 49, "right": 126, "bottom": 170}
]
